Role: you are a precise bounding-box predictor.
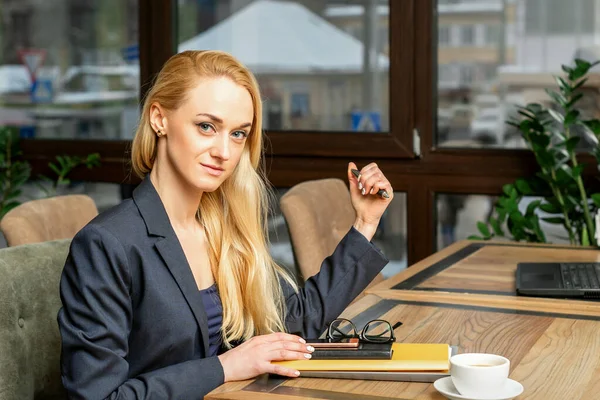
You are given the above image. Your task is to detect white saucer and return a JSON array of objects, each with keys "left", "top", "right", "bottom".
[{"left": 433, "top": 376, "right": 524, "bottom": 400}]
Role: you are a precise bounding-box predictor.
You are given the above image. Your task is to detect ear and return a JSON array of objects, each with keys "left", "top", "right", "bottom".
[{"left": 149, "top": 103, "right": 167, "bottom": 135}]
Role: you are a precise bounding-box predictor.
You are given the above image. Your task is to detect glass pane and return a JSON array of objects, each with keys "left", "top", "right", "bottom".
[
  {"left": 176, "top": 0, "right": 389, "bottom": 132},
  {"left": 376, "top": 192, "right": 407, "bottom": 278},
  {"left": 435, "top": 193, "right": 572, "bottom": 250},
  {"left": 436, "top": 0, "right": 600, "bottom": 150},
  {"left": 0, "top": 0, "right": 140, "bottom": 140}
]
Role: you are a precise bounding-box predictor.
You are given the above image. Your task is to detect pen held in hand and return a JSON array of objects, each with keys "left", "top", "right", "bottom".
[{"left": 350, "top": 169, "right": 390, "bottom": 199}]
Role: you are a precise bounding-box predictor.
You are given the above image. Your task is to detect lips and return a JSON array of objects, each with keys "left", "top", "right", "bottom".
[{"left": 200, "top": 163, "right": 224, "bottom": 177}]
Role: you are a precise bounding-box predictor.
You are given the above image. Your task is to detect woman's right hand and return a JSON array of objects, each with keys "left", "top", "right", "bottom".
[{"left": 217, "top": 333, "right": 315, "bottom": 382}]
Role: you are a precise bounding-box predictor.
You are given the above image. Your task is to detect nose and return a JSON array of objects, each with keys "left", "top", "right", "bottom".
[{"left": 210, "top": 133, "right": 231, "bottom": 161}]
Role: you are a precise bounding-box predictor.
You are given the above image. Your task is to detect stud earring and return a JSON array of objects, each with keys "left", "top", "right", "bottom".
[{"left": 157, "top": 129, "right": 162, "bottom": 137}]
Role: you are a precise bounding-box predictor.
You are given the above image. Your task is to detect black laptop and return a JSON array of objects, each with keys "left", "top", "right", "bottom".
[{"left": 516, "top": 262, "right": 600, "bottom": 299}]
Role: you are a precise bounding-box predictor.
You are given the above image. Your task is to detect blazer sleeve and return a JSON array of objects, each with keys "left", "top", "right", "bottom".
[
  {"left": 57, "top": 224, "right": 224, "bottom": 400},
  {"left": 283, "top": 227, "right": 388, "bottom": 338}
]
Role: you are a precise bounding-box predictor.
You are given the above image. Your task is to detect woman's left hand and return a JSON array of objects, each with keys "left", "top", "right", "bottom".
[{"left": 347, "top": 162, "right": 393, "bottom": 241}]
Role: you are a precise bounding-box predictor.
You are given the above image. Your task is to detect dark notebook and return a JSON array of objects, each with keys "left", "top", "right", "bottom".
[{"left": 311, "top": 342, "right": 393, "bottom": 360}]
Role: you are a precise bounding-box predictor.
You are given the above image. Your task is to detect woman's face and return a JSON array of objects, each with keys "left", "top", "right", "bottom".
[{"left": 154, "top": 77, "right": 254, "bottom": 193}]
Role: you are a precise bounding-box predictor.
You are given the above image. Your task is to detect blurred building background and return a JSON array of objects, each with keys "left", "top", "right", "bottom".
[{"left": 1, "top": 0, "right": 599, "bottom": 273}]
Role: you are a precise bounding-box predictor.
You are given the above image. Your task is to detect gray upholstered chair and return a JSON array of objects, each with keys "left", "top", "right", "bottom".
[
  {"left": 280, "top": 178, "right": 384, "bottom": 298},
  {"left": 0, "top": 239, "right": 71, "bottom": 400},
  {"left": 0, "top": 195, "right": 98, "bottom": 247}
]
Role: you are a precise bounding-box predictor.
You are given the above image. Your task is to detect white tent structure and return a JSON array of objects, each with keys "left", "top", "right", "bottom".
[{"left": 178, "top": 0, "right": 388, "bottom": 74}]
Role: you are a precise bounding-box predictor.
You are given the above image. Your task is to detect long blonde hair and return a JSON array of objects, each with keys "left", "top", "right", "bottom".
[{"left": 131, "top": 50, "right": 296, "bottom": 347}]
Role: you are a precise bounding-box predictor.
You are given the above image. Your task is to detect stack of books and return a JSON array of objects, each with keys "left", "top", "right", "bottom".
[{"left": 273, "top": 343, "right": 453, "bottom": 382}]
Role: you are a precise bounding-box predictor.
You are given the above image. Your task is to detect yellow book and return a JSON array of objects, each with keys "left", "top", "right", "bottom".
[{"left": 273, "top": 343, "right": 449, "bottom": 372}]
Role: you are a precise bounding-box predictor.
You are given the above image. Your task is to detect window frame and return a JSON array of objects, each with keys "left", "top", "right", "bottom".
[{"left": 20, "top": 0, "right": 600, "bottom": 265}]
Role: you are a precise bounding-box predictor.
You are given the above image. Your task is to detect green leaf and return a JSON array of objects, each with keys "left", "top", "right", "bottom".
[
  {"left": 571, "top": 59, "right": 592, "bottom": 80},
  {"left": 509, "top": 210, "right": 526, "bottom": 224},
  {"left": 519, "top": 119, "right": 534, "bottom": 134},
  {"left": 562, "top": 65, "right": 574, "bottom": 75},
  {"left": 542, "top": 217, "right": 566, "bottom": 224},
  {"left": 582, "top": 119, "right": 600, "bottom": 136},
  {"left": 467, "top": 235, "right": 485, "bottom": 241},
  {"left": 515, "top": 178, "right": 533, "bottom": 195},
  {"left": 526, "top": 200, "right": 542, "bottom": 216},
  {"left": 497, "top": 208, "right": 507, "bottom": 223},
  {"left": 546, "top": 89, "right": 567, "bottom": 107},
  {"left": 556, "top": 167, "right": 573, "bottom": 185},
  {"left": 557, "top": 136, "right": 580, "bottom": 152},
  {"left": 530, "top": 132, "right": 551, "bottom": 148},
  {"left": 547, "top": 109, "right": 564, "bottom": 124},
  {"left": 489, "top": 217, "right": 503, "bottom": 236},
  {"left": 518, "top": 110, "right": 535, "bottom": 120},
  {"left": 506, "top": 120, "right": 520, "bottom": 128},
  {"left": 573, "top": 77, "right": 588, "bottom": 91},
  {"left": 532, "top": 218, "right": 547, "bottom": 242},
  {"left": 591, "top": 193, "right": 600, "bottom": 207},
  {"left": 540, "top": 202, "right": 561, "bottom": 213},
  {"left": 566, "top": 93, "right": 584, "bottom": 109},
  {"left": 503, "top": 184, "right": 514, "bottom": 197},
  {"left": 574, "top": 58, "right": 592, "bottom": 70},
  {"left": 555, "top": 76, "right": 571, "bottom": 93},
  {"left": 565, "top": 195, "right": 580, "bottom": 209},
  {"left": 571, "top": 164, "right": 584, "bottom": 178},
  {"left": 48, "top": 163, "right": 61, "bottom": 176},
  {"left": 477, "top": 222, "right": 491, "bottom": 238},
  {"left": 564, "top": 110, "right": 580, "bottom": 125},
  {"left": 525, "top": 103, "right": 544, "bottom": 114}
]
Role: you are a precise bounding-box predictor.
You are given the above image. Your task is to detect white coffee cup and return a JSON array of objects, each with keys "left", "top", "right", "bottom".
[{"left": 450, "top": 353, "right": 510, "bottom": 399}]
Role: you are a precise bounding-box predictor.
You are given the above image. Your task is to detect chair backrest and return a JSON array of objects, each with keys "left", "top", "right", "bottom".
[
  {"left": 0, "top": 195, "right": 98, "bottom": 247},
  {"left": 280, "top": 179, "right": 384, "bottom": 293},
  {"left": 0, "top": 239, "right": 71, "bottom": 400},
  {"left": 280, "top": 179, "right": 356, "bottom": 280}
]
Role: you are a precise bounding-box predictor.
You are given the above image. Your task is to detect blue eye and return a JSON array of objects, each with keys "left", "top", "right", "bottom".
[
  {"left": 231, "top": 131, "right": 248, "bottom": 139},
  {"left": 197, "top": 122, "right": 214, "bottom": 133}
]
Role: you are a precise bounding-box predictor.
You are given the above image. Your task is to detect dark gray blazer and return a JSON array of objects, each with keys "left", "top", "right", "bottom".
[{"left": 57, "top": 177, "right": 388, "bottom": 399}]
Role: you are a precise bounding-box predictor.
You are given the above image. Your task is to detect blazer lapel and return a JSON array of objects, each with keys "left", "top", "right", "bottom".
[
  {"left": 132, "top": 177, "right": 210, "bottom": 354},
  {"left": 155, "top": 238, "right": 210, "bottom": 353}
]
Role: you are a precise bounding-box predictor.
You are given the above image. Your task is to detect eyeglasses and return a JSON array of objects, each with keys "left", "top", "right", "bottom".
[{"left": 326, "top": 318, "right": 402, "bottom": 344}]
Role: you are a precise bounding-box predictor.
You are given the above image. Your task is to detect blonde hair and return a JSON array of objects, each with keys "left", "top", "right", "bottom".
[{"left": 131, "top": 50, "right": 296, "bottom": 347}]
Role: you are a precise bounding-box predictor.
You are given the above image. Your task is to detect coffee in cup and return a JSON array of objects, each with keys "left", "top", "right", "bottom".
[{"left": 450, "top": 353, "right": 510, "bottom": 398}]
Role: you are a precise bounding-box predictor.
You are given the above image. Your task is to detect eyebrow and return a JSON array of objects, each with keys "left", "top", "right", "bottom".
[{"left": 196, "top": 113, "right": 252, "bottom": 130}]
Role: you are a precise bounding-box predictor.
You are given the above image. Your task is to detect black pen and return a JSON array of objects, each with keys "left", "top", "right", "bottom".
[{"left": 351, "top": 169, "right": 390, "bottom": 199}]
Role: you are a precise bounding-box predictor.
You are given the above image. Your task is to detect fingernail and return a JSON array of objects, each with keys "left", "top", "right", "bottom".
[
  {"left": 304, "top": 353, "right": 312, "bottom": 359},
  {"left": 362, "top": 188, "right": 366, "bottom": 195},
  {"left": 295, "top": 371, "right": 301, "bottom": 376},
  {"left": 307, "top": 345, "right": 315, "bottom": 352},
  {"left": 358, "top": 182, "right": 363, "bottom": 190},
  {"left": 298, "top": 338, "right": 306, "bottom": 344}
]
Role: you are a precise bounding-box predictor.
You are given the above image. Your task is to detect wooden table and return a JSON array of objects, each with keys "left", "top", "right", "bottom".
[{"left": 207, "top": 240, "right": 600, "bottom": 400}]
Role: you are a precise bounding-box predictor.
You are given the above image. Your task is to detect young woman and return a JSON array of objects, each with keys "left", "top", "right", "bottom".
[{"left": 58, "top": 50, "right": 393, "bottom": 399}]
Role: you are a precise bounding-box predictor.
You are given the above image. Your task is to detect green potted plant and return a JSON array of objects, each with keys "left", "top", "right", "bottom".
[{"left": 470, "top": 58, "right": 600, "bottom": 247}]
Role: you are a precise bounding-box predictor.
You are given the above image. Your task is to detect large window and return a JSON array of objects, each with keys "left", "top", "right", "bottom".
[
  {"left": 9, "top": 0, "right": 591, "bottom": 266},
  {"left": 0, "top": 0, "right": 139, "bottom": 141},
  {"left": 436, "top": 0, "right": 600, "bottom": 149},
  {"left": 176, "top": 0, "right": 390, "bottom": 133}
]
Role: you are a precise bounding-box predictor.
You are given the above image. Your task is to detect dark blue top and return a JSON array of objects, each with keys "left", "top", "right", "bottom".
[{"left": 198, "top": 284, "right": 223, "bottom": 357}]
